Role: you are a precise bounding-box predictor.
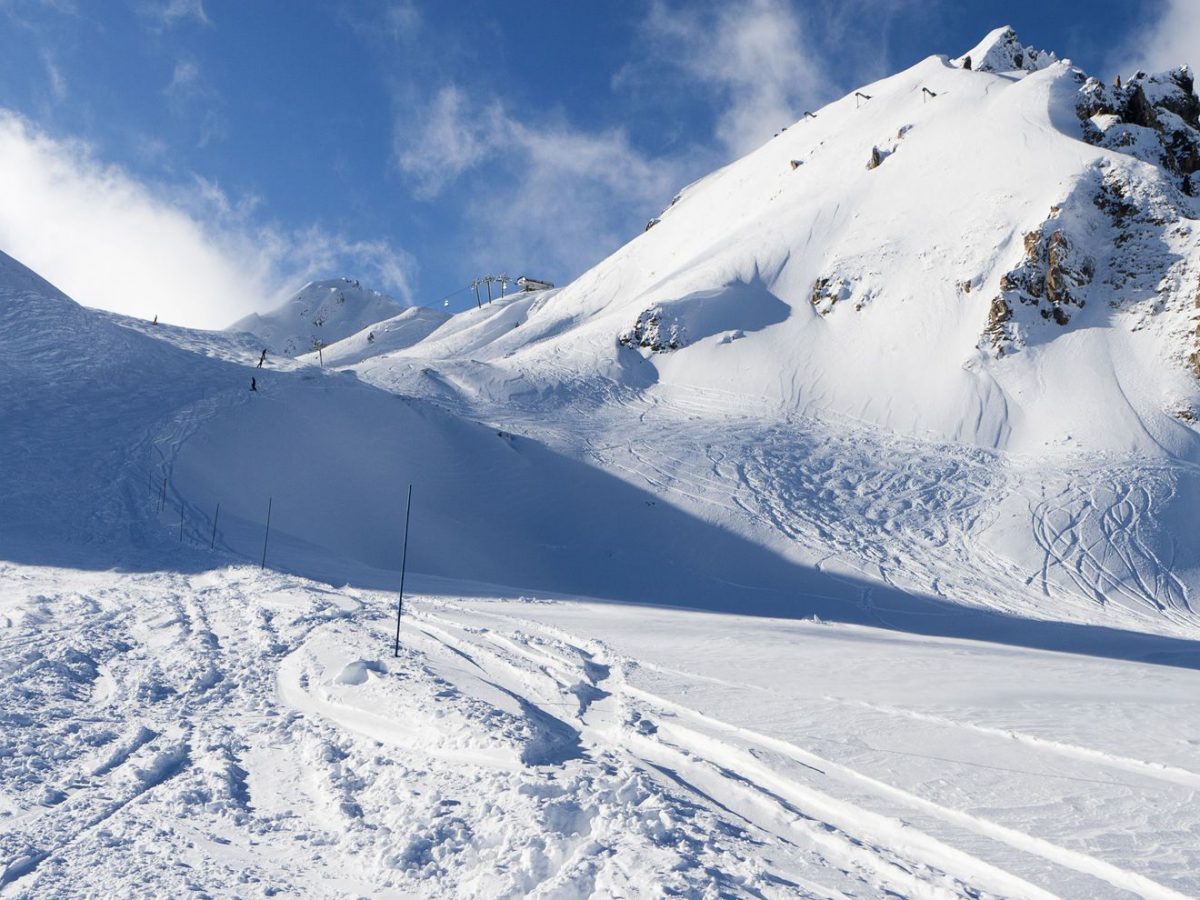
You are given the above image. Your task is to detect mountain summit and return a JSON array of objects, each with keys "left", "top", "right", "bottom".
[{"left": 230, "top": 277, "right": 407, "bottom": 356}]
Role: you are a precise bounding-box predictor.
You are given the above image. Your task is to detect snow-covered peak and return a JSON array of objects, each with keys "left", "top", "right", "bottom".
[
  {"left": 350, "top": 35, "right": 1200, "bottom": 460},
  {"left": 954, "top": 26, "right": 1057, "bottom": 74},
  {"left": 229, "top": 277, "right": 407, "bottom": 357}
]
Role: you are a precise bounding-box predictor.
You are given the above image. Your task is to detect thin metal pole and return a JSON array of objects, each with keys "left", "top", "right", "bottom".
[
  {"left": 472, "top": 280, "right": 481, "bottom": 309},
  {"left": 210, "top": 503, "right": 220, "bottom": 550},
  {"left": 261, "top": 497, "right": 273, "bottom": 569},
  {"left": 394, "top": 484, "right": 413, "bottom": 658}
]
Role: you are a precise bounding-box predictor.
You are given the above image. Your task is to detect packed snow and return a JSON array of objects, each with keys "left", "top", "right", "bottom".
[{"left": 4, "top": 25, "right": 1200, "bottom": 899}]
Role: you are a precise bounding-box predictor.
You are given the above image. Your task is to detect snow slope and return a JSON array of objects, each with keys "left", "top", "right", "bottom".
[
  {"left": 230, "top": 277, "right": 409, "bottom": 357},
  {"left": 297, "top": 305, "right": 450, "bottom": 368}
]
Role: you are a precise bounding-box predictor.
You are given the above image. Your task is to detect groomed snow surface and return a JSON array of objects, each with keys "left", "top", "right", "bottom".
[{"left": 6, "top": 26, "right": 1200, "bottom": 899}]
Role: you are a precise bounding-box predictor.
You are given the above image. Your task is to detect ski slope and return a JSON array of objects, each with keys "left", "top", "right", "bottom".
[
  {"left": 4, "top": 25, "right": 1200, "bottom": 898},
  {"left": 4, "top": 565, "right": 1200, "bottom": 897}
]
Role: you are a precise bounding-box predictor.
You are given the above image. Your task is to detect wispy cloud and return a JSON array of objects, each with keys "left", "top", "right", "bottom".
[
  {"left": 395, "top": 85, "right": 505, "bottom": 199},
  {"left": 0, "top": 0, "right": 79, "bottom": 25},
  {"left": 0, "top": 110, "right": 414, "bottom": 328},
  {"left": 391, "top": 0, "right": 848, "bottom": 282},
  {"left": 393, "top": 0, "right": 900, "bottom": 286},
  {"left": 382, "top": 0, "right": 420, "bottom": 41},
  {"left": 1113, "top": 0, "right": 1200, "bottom": 75},
  {"left": 166, "top": 58, "right": 202, "bottom": 96},
  {"left": 163, "top": 56, "right": 225, "bottom": 146},
  {"left": 636, "top": 0, "right": 833, "bottom": 158},
  {"left": 40, "top": 48, "right": 66, "bottom": 101},
  {"left": 394, "top": 84, "right": 685, "bottom": 280},
  {"left": 139, "top": 0, "right": 209, "bottom": 29}
]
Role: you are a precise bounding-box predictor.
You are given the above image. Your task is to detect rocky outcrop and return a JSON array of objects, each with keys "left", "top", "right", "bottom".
[
  {"left": 810, "top": 274, "right": 877, "bottom": 316},
  {"left": 984, "top": 209, "right": 1095, "bottom": 352},
  {"left": 1077, "top": 67, "right": 1200, "bottom": 188},
  {"left": 1005, "top": 226, "right": 1093, "bottom": 323},
  {"left": 619, "top": 308, "right": 684, "bottom": 352},
  {"left": 982, "top": 294, "right": 1012, "bottom": 351},
  {"left": 1192, "top": 287, "right": 1200, "bottom": 379}
]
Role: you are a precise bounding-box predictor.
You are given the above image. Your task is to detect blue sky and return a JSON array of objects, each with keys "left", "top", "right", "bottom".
[{"left": 0, "top": 0, "right": 1186, "bottom": 326}]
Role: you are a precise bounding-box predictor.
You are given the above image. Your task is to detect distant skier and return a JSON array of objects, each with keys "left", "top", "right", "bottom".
[
  {"left": 257, "top": 349, "right": 267, "bottom": 368},
  {"left": 152, "top": 314, "right": 158, "bottom": 325},
  {"left": 250, "top": 377, "right": 258, "bottom": 392}
]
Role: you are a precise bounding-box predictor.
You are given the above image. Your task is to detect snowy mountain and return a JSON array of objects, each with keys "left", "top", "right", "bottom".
[
  {"left": 5, "top": 27, "right": 1200, "bottom": 899},
  {"left": 358, "top": 26, "right": 1200, "bottom": 462},
  {"left": 230, "top": 277, "right": 408, "bottom": 357}
]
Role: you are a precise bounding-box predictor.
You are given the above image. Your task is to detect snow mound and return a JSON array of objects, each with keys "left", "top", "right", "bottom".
[{"left": 230, "top": 278, "right": 407, "bottom": 357}]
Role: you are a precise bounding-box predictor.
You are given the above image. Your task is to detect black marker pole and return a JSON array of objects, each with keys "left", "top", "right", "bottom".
[
  {"left": 261, "top": 497, "right": 272, "bottom": 569},
  {"left": 394, "top": 484, "right": 413, "bottom": 658}
]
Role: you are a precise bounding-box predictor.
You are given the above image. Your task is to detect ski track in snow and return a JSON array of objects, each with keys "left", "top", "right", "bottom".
[
  {"left": 436, "top": 377, "right": 1197, "bottom": 637},
  {"left": 5, "top": 563, "right": 1198, "bottom": 897}
]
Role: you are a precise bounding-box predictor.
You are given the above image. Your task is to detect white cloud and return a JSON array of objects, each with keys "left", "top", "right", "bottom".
[
  {"left": 639, "top": 0, "right": 834, "bottom": 158},
  {"left": 395, "top": 85, "right": 504, "bottom": 198},
  {"left": 0, "top": 110, "right": 414, "bottom": 328},
  {"left": 1115, "top": 0, "right": 1200, "bottom": 75},
  {"left": 393, "top": 86, "right": 685, "bottom": 281}
]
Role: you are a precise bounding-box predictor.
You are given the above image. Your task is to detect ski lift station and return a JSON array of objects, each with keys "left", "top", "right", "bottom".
[{"left": 517, "top": 276, "right": 554, "bottom": 292}]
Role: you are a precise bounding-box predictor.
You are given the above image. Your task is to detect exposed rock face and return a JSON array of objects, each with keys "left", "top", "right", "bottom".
[
  {"left": 982, "top": 155, "right": 1200, "bottom": 365},
  {"left": 867, "top": 146, "right": 884, "bottom": 170},
  {"left": 983, "top": 294, "right": 1012, "bottom": 352},
  {"left": 1077, "top": 67, "right": 1200, "bottom": 185},
  {"left": 811, "top": 274, "right": 876, "bottom": 316},
  {"left": 999, "top": 222, "right": 1093, "bottom": 326},
  {"left": 1193, "top": 287, "right": 1200, "bottom": 379},
  {"left": 984, "top": 203, "right": 1096, "bottom": 353},
  {"left": 619, "top": 308, "right": 684, "bottom": 352}
]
